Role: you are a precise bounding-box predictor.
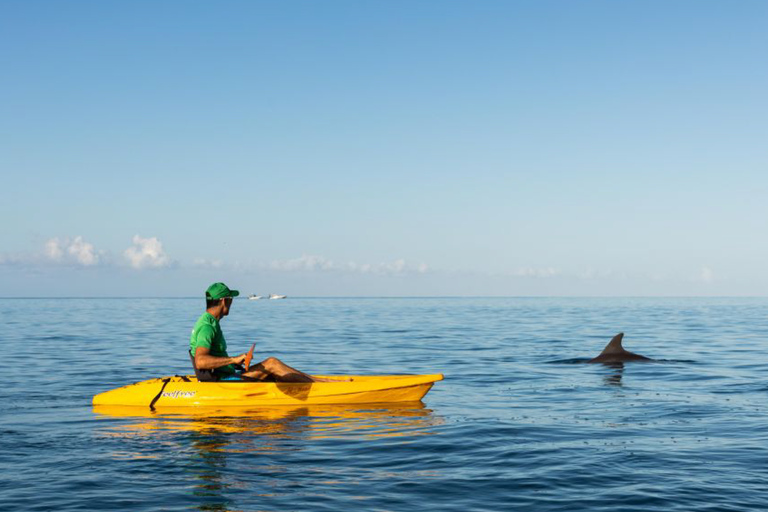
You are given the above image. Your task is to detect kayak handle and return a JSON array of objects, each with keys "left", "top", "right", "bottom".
[{"left": 149, "top": 377, "right": 172, "bottom": 410}]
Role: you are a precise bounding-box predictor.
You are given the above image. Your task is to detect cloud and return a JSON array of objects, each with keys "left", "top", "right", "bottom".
[
  {"left": 348, "top": 258, "right": 430, "bottom": 275},
  {"left": 0, "top": 252, "right": 26, "bottom": 266},
  {"left": 192, "top": 257, "right": 223, "bottom": 269},
  {"left": 270, "top": 254, "right": 337, "bottom": 272},
  {"left": 698, "top": 265, "right": 714, "bottom": 283},
  {"left": 509, "top": 267, "right": 560, "bottom": 278},
  {"left": 44, "top": 236, "right": 101, "bottom": 266},
  {"left": 44, "top": 239, "right": 63, "bottom": 260},
  {"left": 346, "top": 257, "right": 430, "bottom": 276},
  {"left": 124, "top": 235, "right": 171, "bottom": 269},
  {"left": 267, "top": 255, "right": 429, "bottom": 276}
]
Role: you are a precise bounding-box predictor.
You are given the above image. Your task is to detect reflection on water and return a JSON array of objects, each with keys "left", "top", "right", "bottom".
[
  {"left": 94, "top": 402, "right": 438, "bottom": 441},
  {"left": 601, "top": 363, "right": 625, "bottom": 387},
  {"left": 94, "top": 403, "right": 442, "bottom": 511}
]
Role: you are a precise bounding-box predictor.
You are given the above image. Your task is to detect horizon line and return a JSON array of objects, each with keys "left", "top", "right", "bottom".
[{"left": 2, "top": 295, "right": 768, "bottom": 300}]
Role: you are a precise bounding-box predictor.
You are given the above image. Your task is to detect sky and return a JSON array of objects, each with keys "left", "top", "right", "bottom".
[{"left": 1, "top": 0, "right": 767, "bottom": 297}]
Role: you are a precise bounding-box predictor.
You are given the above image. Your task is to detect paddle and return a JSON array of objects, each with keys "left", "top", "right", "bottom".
[{"left": 243, "top": 343, "right": 255, "bottom": 371}]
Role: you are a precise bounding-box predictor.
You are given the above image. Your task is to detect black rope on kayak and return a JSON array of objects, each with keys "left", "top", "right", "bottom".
[{"left": 149, "top": 377, "right": 172, "bottom": 410}]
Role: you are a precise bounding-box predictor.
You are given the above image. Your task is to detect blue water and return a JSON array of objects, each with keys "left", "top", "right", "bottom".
[{"left": 2, "top": 297, "right": 767, "bottom": 511}]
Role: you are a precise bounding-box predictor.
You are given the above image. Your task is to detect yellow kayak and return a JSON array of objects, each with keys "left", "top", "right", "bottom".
[{"left": 92, "top": 374, "right": 444, "bottom": 407}]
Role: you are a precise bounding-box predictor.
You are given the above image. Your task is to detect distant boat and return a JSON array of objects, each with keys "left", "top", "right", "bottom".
[
  {"left": 269, "top": 294, "right": 287, "bottom": 300},
  {"left": 248, "top": 294, "right": 263, "bottom": 300}
]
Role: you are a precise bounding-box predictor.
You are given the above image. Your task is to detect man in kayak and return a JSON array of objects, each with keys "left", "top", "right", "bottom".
[{"left": 190, "top": 282, "right": 334, "bottom": 382}]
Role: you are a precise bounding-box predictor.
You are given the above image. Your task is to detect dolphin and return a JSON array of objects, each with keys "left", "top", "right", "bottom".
[{"left": 588, "top": 333, "right": 653, "bottom": 364}]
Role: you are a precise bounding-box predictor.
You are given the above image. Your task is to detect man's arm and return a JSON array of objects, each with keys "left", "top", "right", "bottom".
[{"left": 194, "top": 346, "right": 246, "bottom": 370}]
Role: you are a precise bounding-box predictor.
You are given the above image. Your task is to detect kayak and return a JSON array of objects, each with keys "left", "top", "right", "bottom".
[{"left": 92, "top": 374, "right": 444, "bottom": 408}]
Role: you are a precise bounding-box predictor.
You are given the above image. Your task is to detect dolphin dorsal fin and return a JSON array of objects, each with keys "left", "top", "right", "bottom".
[{"left": 599, "top": 333, "right": 625, "bottom": 355}]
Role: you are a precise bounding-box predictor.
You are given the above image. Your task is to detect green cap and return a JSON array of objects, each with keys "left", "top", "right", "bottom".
[{"left": 205, "top": 282, "right": 240, "bottom": 300}]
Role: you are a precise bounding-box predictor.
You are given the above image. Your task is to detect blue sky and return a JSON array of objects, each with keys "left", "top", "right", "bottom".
[{"left": 1, "top": 1, "right": 767, "bottom": 296}]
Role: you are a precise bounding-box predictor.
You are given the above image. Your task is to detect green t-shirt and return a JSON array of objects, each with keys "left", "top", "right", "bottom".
[{"left": 189, "top": 312, "right": 235, "bottom": 376}]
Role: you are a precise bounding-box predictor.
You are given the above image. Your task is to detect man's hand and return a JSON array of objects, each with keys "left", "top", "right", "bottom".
[{"left": 232, "top": 353, "right": 247, "bottom": 366}]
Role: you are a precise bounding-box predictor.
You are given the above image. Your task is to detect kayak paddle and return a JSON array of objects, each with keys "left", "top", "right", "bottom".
[{"left": 243, "top": 343, "right": 255, "bottom": 370}]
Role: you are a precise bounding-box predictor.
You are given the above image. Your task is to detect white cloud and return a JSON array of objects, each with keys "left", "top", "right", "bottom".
[
  {"left": 267, "top": 255, "right": 428, "bottom": 276},
  {"left": 383, "top": 259, "right": 406, "bottom": 274},
  {"left": 124, "top": 235, "right": 171, "bottom": 269},
  {"left": 270, "top": 254, "right": 337, "bottom": 272},
  {"left": 345, "top": 257, "right": 429, "bottom": 276},
  {"left": 68, "top": 236, "right": 99, "bottom": 266},
  {"left": 44, "top": 236, "right": 101, "bottom": 266},
  {"left": 577, "top": 268, "right": 625, "bottom": 280},
  {"left": 510, "top": 267, "right": 560, "bottom": 278},
  {"left": 0, "top": 253, "right": 25, "bottom": 265},
  {"left": 192, "top": 257, "right": 223, "bottom": 268},
  {"left": 699, "top": 265, "right": 714, "bottom": 283},
  {"left": 359, "top": 258, "right": 430, "bottom": 275},
  {"left": 45, "top": 239, "right": 64, "bottom": 260}
]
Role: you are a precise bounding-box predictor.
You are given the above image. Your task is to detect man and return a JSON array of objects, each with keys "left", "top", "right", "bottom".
[{"left": 190, "top": 282, "right": 333, "bottom": 382}]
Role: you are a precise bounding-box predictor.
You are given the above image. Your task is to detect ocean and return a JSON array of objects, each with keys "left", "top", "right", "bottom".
[{"left": 2, "top": 297, "right": 767, "bottom": 511}]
